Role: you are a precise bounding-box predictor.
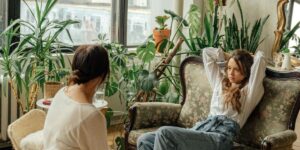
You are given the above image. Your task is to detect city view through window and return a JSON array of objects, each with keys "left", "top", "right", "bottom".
[{"left": 20, "top": 0, "right": 175, "bottom": 46}]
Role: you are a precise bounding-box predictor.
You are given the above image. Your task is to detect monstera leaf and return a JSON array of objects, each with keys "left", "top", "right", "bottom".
[{"left": 136, "top": 41, "right": 156, "bottom": 63}]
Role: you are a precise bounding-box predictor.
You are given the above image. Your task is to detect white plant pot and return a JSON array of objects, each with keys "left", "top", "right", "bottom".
[{"left": 281, "top": 53, "right": 292, "bottom": 70}]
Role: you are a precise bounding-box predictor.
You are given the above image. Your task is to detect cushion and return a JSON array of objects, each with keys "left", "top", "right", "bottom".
[
  {"left": 177, "top": 63, "right": 212, "bottom": 127},
  {"left": 238, "top": 78, "right": 300, "bottom": 147},
  {"left": 20, "top": 130, "right": 43, "bottom": 150},
  {"left": 128, "top": 127, "right": 159, "bottom": 145}
]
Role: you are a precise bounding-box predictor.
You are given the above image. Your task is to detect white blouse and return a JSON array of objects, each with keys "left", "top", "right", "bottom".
[
  {"left": 43, "top": 87, "right": 108, "bottom": 150},
  {"left": 202, "top": 47, "right": 266, "bottom": 128}
]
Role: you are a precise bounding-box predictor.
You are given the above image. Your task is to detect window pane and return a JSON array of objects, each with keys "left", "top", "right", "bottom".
[
  {"left": 289, "top": 2, "right": 300, "bottom": 52},
  {"left": 0, "top": 0, "right": 7, "bottom": 46},
  {"left": 20, "top": 0, "right": 112, "bottom": 45},
  {"left": 127, "top": 0, "right": 175, "bottom": 46}
]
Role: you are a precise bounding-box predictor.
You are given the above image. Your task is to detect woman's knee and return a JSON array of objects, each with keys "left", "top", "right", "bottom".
[
  {"left": 156, "top": 126, "right": 175, "bottom": 138},
  {"left": 137, "top": 132, "right": 155, "bottom": 146}
]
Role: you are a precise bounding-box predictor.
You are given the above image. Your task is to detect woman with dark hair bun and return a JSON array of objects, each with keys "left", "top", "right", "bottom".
[{"left": 43, "top": 45, "right": 110, "bottom": 150}]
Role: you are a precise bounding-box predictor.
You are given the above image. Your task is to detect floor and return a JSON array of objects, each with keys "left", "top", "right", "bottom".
[{"left": 107, "top": 112, "right": 300, "bottom": 150}]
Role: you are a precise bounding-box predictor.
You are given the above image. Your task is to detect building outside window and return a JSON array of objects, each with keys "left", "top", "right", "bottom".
[
  {"left": 127, "top": 0, "right": 175, "bottom": 46},
  {"left": 14, "top": 0, "right": 176, "bottom": 47},
  {"left": 20, "top": 0, "right": 112, "bottom": 45}
]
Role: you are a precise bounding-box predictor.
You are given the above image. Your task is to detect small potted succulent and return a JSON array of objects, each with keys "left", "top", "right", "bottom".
[
  {"left": 152, "top": 15, "right": 170, "bottom": 48},
  {"left": 281, "top": 47, "right": 292, "bottom": 70}
]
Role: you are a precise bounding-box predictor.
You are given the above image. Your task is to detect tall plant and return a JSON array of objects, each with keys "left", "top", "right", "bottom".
[
  {"left": 0, "top": 0, "right": 78, "bottom": 112},
  {"left": 177, "top": 3, "right": 223, "bottom": 56},
  {"left": 222, "top": 0, "right": 269, "bottom": 53}
]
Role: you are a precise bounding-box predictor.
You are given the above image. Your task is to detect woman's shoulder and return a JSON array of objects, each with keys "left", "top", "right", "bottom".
[{"left": 80, "top": 109, "right": 104, "bottom": 126}]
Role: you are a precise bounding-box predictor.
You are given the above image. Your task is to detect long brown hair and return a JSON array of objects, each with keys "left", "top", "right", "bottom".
[
  {"left": 68, "top": 45, "right": 110, "bottom": 85},
  {"left": 222, "top": 50, "right": 253, "bottom": 113}
]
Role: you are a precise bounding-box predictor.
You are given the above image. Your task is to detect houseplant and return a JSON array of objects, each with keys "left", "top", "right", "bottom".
[
  {"left": 222, "top": 0, "right": 269, "bottom": 53},
  {"left": 153, "top": 15, "right": 170, "bottom": 50},
  {"left": 0, "top": 0, "right": 77, "bottom": 113},
  {"left": 281, "top": 47, "right": 291, "bottom": 70}
]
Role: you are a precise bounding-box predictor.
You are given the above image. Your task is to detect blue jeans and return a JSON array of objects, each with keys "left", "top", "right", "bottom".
[{"left": 137, "top": 115, "right": 240, "bottom": 150}]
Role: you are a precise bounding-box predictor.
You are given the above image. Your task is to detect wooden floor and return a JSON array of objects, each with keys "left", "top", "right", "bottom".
[{"left": 107, "top": 112, "right": 300, "bottom": 150}]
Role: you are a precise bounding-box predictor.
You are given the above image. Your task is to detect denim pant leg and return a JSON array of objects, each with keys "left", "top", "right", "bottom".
[
  {"left": 154, "top": 126, "right": 232, "bottom": 150},
  {"left": 137, "top": 132, "right": 156, "bottom": 150}
]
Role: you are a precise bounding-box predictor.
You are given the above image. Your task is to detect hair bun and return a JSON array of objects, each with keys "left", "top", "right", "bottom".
[{"left": 68, "top": 70, "right": 90, "bottom": 84}]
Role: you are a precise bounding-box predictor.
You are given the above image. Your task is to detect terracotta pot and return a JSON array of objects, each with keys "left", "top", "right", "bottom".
[
  {"left": 153, "top": 29, "right": 171, "bottom": 45},
  {"left": 44, "top": 82, "right": 63, "bottom": 99}
]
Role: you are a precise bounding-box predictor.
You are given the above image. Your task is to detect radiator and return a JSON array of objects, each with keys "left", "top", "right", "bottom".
[{"left": 0, "top": 75, "right": 18, "bottom": 141}]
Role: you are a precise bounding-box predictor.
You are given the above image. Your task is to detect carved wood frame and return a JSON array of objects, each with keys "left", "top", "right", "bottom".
[{"left": 271, "top": 0, "right": 289, "bottom": 59}]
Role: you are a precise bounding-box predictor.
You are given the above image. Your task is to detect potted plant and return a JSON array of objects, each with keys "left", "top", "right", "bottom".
[
  {"left": 153, "top": 15, "right": 171, "bottom": 52},
  {"left": 281, "top": 47, "right": 292, "bottom": 70},
  {"left": 0, "top": 0, "right": 77, "bottom": 113},
  {"left": 222, "top": 0, "right": 269, "bottom": 54}
]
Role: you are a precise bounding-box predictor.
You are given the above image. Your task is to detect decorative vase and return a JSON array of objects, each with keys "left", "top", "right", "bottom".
[
  {"left": 44, "top": 82, "right": 63, "bottom": 99},
  {"left": 153, "top": 29, "right": 170, "bottom": 46},
  {"left": 281, "top": 53, "right": 292, "bottom": 70}
]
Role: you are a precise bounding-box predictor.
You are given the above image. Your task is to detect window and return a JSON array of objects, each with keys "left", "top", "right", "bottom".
[
  {"left": 0, "top": 0, "right": 7, "bottom": 46},
  {"left": 8, "top": 0, "right": 177, "bottom": 47},
  {"left": 20, "top": 0, "right": 112, "bottom": 45},
  {"left": 126, "top": 0, "right": 175, "bottom": 46},
  {"left": 288, "top": 0, "right": 300, "bottom": 52}
]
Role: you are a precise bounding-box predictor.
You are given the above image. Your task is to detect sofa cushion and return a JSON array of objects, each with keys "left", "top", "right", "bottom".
[
  {"left": 238, "top": 78, "right": 300, "bottom": 147},
  {"left": 131, "top": 103, "right": 181, "bottom": 130},
  {"left": 128, "top": 127, "right": 159, "bottom": 145},
  {"left": 177, "top": 63, "right": 212, "bottom": 128}
]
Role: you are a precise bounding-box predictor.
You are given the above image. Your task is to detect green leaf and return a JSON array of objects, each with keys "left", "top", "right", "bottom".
[
  {"left": 157, "top": 39, "right": 174, "bottom": 53},
  {"left": 105, "top": 81, "right": 118, "bottom": 97},
  {"left": 140, "top": 73, "right": 157, "bottom": 92},
  {"left": 105, "top": 108, "right": 114, "bottom": 128},
  {"left": 136, "top": 41, "right": 156, "bottom": 63},
  {"left": 115, "top": 137, "right": 125, "bottom": 150},
  {"left": 158, "top": 79, "right": 170, "bottom": 95},
  {"left": 188, "top": 4, "right": 201, "bottom": 37}
]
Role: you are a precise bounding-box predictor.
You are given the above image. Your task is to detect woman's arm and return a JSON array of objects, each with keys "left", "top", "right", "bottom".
[
  {"left": 245, "top": 51, "right": 266, "bottom": 113},
  {"left": 202, "top": 47, "right": 226, "bottom": 89}
]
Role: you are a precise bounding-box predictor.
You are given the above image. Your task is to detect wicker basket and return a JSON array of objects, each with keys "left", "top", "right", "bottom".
[{"left": 44, "top": 82, "right": 63, "bottom": 99}]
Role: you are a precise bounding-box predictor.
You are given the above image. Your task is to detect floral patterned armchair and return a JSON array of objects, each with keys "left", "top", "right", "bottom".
[{"left": 125, "top": 56, "right": 300, "bottom": 150}]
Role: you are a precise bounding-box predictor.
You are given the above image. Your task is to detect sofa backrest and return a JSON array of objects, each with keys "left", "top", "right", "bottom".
[
  {"left": 237, "top": 69, "right": 300, "bottom": 147},
  {"left": 177, "top": 57, "right": 212, "bottom": 127},
  {"left": 177, "top": 56, "right": 300, "bottom": 147}
]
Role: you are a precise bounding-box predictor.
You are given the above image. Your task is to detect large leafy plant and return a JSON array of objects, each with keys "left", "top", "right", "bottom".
[{"left": 0, "top": 0, "right": 77, "bottom": 113}]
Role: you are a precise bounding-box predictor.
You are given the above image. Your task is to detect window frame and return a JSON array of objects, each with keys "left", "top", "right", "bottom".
[
  {"left": 5, "top": 0, "right": 138, "bottom": 49},
  {"left": 287, "top": 0, "right": 300, "bottom": 30}
]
